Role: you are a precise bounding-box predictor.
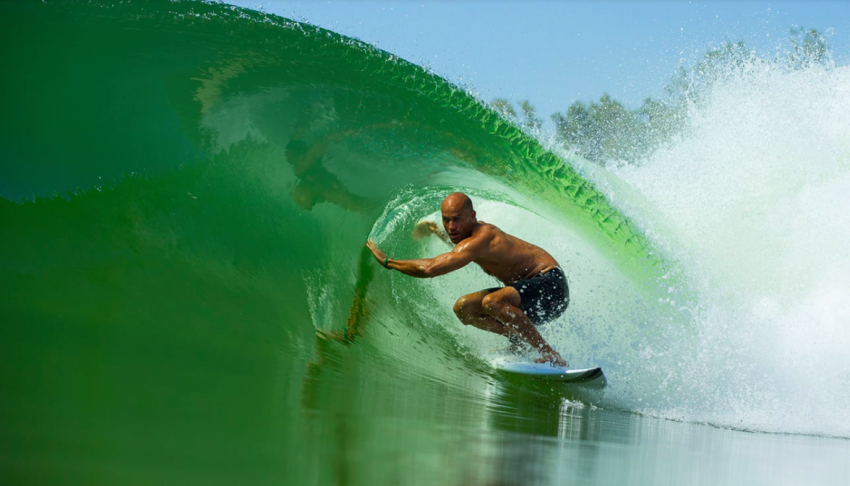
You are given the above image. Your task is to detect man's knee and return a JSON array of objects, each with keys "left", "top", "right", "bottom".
[
  {"left": 453, "top": 295, "right": 471, "bottom": 320},
  {"left": 481, "top": 294, "right": 500, "bottom": 316},
  {"left": 452, "top": 297, "right": 463, "bottom": 317},
  {"left": 482, "top": 292, "right": 522, "bottom": 318},
  {"left": 454, "top": 293, "right": 485, "bottom": 324}
]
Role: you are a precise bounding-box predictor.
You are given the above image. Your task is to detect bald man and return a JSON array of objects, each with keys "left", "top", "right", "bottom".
[{"left": 366, "top": 192, "right": 568, "bottom": 366}]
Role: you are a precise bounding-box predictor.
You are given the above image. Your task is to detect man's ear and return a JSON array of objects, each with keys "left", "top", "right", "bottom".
[{"left": 471, "top": 210, "right": 476, "bottom": 220}]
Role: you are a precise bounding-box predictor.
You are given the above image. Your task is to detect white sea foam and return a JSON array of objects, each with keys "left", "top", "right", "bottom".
[{"left": 602, "top": 62, "right": 850, "bottom": 436}]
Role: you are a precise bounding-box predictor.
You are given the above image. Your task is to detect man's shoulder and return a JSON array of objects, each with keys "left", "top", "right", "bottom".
[
  {"left": 471, "top": 222, "right": 500, "bottom": 239},
  {"left": 464, "top": 223, "right": 505, "bottom": 252},
  {"left": 483, "top": 221, "right": 514, "bottom": 242}
]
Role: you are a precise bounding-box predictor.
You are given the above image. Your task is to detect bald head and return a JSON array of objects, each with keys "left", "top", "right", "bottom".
[
  {"left": 441, "top": 192, "right": 474, "bottom": 215},
  {"left": 441, "top": 192, "right": 477, "bottom": 244}
]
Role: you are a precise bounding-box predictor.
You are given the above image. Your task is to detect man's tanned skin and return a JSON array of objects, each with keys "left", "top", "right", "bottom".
[{"left": 366, "top": 192, "right": 566, "bottom": 366}]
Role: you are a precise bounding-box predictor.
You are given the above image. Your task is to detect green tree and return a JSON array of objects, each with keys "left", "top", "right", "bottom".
[
  {"left": 519, "top": 100, "right": 542, "bottom": 131},
  {"left": 491, "top": 98, "right": 517, "bottom": 119},
  {"left": 491, "top": 98, "right": 542, "bottom": 131},
  {"left": 500, "top": 26, "right": 833, "bottom": 166},
  {"left": 664, "top": 40, "right": 756, "bottom": 106},
  {"left": 552, "top": 93, "right": 655, "bottom": 164},
  {"left": 788, "top": 27, "right": 831, "bottom": 68}
]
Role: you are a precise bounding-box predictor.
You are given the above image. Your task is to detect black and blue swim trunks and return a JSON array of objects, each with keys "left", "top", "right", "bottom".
[{"left": 492, "top": 267, "right": 569, "bottom": 325}]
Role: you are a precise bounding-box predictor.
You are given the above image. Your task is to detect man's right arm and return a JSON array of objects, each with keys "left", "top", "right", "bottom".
[
  {"left": 370, "top": 231, "right": 486, "bottom": 278},
  {"left": 387, "top": 246, "right": 474, "bottom": 278}
]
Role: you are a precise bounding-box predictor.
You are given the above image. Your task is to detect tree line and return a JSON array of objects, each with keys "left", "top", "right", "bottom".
[{"left": 492, "top": 27, "right": 833, "bottom": 165}]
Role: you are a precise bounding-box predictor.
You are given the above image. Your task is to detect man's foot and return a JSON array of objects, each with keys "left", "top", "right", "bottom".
[
  {"left": 507, "top": 334, "right": 525, "bottom": 354},
  {"left": 534, "top": 350, "right": 567, "bottom": 368}
]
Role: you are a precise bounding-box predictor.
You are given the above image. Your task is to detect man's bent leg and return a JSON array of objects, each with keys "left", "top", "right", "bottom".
[
  {"left": 480, "top": 287, "right": 566, "bottom": 366},
  {"left": 453, "top": 290, "right": 512, "bottom": 337}
]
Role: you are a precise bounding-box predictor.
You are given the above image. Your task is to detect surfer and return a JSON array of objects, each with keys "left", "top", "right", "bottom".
[{"left": 366, "top": 192, "right": 568, "bottom": 366}]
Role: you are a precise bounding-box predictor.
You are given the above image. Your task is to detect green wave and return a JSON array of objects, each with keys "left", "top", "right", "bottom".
[{"left": 0, "top": 1, "right": 673, "bottom": 483}]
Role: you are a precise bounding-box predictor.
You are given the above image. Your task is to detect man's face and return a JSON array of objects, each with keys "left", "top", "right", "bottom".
[{"left": 441, "top": 205, "right": 475, "bottom": 244}]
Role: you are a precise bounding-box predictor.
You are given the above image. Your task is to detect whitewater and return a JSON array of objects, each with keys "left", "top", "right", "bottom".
[{"left": 576, "top": 61, "right": 850, "bottom": 436}]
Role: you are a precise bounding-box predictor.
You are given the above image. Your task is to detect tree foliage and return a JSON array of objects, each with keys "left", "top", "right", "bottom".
[
  {"left": 519, "top": 100, "right": 542, "bottom": 131},
  {"left": 788, "top": 27, "right": 831, "bottom": 68},
  {"left": 493, "top": 27, "right": 834, "bottom": 166},
  {"left": 491, "top": 98, "right": 542, "bottom": 131},
  {"left": 491, "top": 98, "right": 517, "bottom": 119}
]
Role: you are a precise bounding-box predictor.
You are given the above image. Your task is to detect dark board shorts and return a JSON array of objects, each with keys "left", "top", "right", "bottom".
[{"left": 490, "top": 267, "right": 569, "bottom": 325}]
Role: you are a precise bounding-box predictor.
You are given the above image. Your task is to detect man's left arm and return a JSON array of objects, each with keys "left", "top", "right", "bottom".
[{"left": 412, "top": 220, "right": 453, "bottom": 246}]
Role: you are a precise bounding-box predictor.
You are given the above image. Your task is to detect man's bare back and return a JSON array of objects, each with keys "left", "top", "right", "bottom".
[{"left": 366, "top": 192, "right": 568, "bottom": 366}]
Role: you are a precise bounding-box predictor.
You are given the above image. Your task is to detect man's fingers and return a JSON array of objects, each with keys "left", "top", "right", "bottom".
[{"left": 365, "top": 240, "right": 383, "bottom": 262}]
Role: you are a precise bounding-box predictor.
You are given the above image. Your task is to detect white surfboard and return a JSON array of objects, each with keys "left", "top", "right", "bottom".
[{"left": 497, "top": 362, "right": 606, "bottom": 387}]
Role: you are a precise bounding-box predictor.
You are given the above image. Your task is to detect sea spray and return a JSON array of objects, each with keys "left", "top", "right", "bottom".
[{"left": 599, "top": 60, "right": 850, "bottom": 436}]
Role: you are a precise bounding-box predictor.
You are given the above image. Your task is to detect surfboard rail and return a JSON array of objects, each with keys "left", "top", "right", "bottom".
[{"left": 496, "top": 363, "right": 607, "bottom": 387}]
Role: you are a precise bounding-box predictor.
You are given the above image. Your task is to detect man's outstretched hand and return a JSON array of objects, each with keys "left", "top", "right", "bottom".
[{"left": 366, "top": 240, "right": 388, "bottom": 266}]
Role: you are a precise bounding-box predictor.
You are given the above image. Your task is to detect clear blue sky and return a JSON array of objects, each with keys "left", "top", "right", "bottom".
[{"left": 229, "top": 1, "right": 850, "bottom": 120}]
